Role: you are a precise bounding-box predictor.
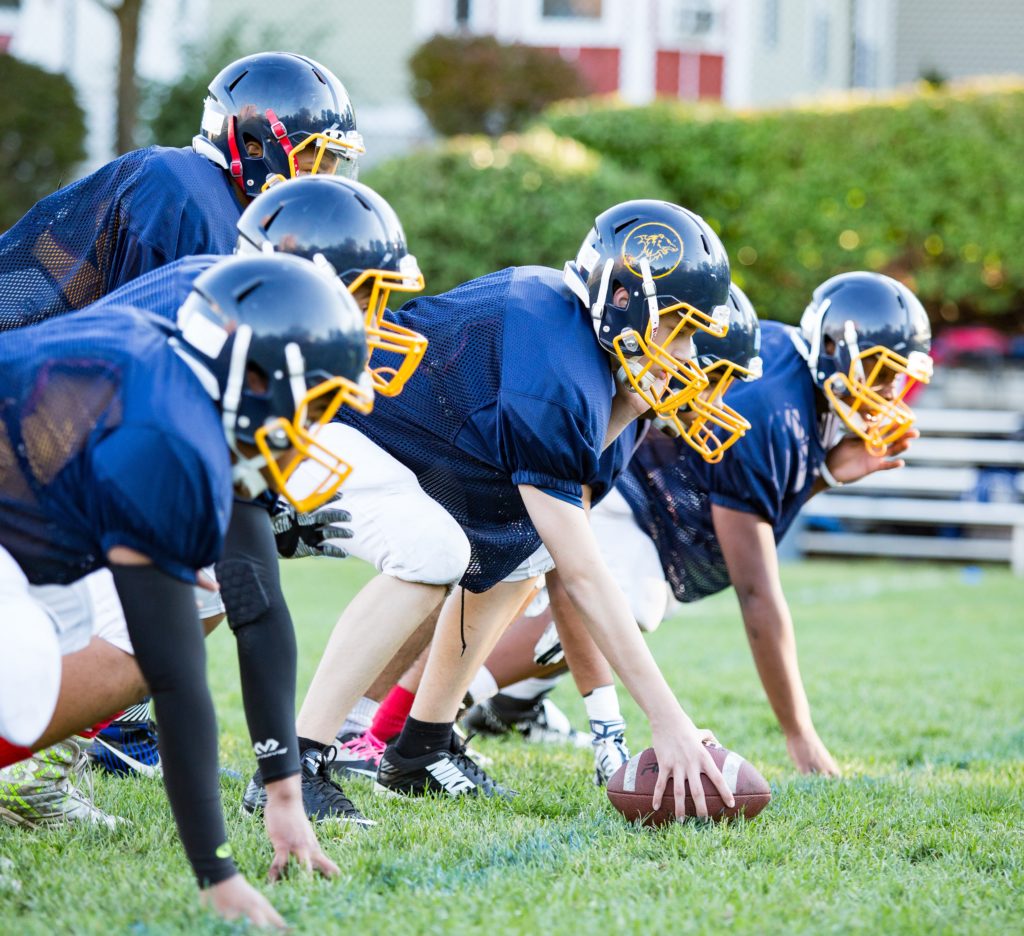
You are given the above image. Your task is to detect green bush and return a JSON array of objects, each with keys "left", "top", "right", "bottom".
[
  {"left": 544, "top": 79, "right": 1024, "bottom": 324},
  {"left": 363, "top": 129, "right": 671, "bottom": 296},
  {"left": 0, "top": 56, "right": 86, "bottom": 232},
  {"left": 410, "top": 34, "right": 589, "bottom": 136}
]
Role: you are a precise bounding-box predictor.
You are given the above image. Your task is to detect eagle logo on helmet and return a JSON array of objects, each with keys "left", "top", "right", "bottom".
[{"left": 623, "top": 223, "right": 684, "bottom": 278}]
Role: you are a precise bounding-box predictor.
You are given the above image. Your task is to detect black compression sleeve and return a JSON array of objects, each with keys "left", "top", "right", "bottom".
[
  {"left": 110, "top": 565, "right": 236, "bottom": 888},
  {"left": 215, "top": 500, "right": 301, "bottom": 784}
]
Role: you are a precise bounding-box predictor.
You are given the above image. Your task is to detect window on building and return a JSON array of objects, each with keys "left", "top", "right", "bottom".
[
  {"left": 763, "top": 0, "right": 779, "bottom": 49},
  {"left": 673, "top": 1, "right": 716, "bottom": 38},
  {"left": 454, "top": 0, "right": 471, "bottom": 25},
  {"left": 542, "top": 0, "right": 602, "bottom": 19}
]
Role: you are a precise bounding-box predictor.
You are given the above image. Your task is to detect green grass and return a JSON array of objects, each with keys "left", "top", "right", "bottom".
[{"left": 2, "top": 559, "right": 1022, "bottom": 934}]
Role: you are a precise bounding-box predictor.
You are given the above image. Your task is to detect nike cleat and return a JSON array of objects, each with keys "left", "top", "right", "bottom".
[
  {"left": 462, "top": 695, "right": 590, "bottom": 749},
  {"left": 242, "top": 746, "right": 375, "bottom": 827},
  {"left": 329, "top": 730, "right": 386, "bottom": 782},
  {"left": 375, "top": 740, "right": 515, "bottom": 799},
  {"left": 0, "top": 740, "right": 120, "bottom": 830}
]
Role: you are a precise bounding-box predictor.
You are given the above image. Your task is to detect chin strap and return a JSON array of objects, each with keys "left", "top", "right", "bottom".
[{"left": 219, "top": 324, "right": 270, "bottom": 499}]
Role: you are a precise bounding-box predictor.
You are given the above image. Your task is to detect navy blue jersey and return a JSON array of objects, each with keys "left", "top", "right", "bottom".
[
  {"left": 342, "top": 266, "right": 618, "bottom": 592},
  {"left": 100, "top": 255, "right": 218, "bottom": 323},
  {"left": 618, "top": 321, "right": 831, "bottom": 602},
  {"left": 0, "top": 147, "right": 241, "bottom": 331},
  {"left": 0, "top": 306, "right": 233, "bottom": 586}
]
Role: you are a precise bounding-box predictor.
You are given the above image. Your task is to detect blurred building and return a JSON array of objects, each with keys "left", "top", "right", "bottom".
[{"left": 0, "top": 0, "right": 1021, "bottom": 172}]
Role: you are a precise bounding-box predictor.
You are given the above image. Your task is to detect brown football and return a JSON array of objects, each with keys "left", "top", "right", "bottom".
[{"left": 606, "top": 743, "right": 771, "bottom": 826}]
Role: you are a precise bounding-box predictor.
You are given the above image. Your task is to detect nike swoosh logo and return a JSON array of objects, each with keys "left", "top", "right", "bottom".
[{"left": 93, "top": 736, "right": 163, "bottom": 779}]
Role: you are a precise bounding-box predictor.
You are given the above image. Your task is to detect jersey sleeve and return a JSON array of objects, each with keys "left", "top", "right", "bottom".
[
  {"left": 88, "top": 425, "right": 227, "bottom": 582},
  {"left": 705, "top": 414, "right": 791, "bottom": 524},
  {"left": 497, "top": 391, "right": 601, "bottom": 504}
]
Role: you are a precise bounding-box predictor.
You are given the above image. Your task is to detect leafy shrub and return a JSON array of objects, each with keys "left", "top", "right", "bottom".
[
  {"left": 0, "top": 56, "right": 86, "bottom": 232},
  {"left": 364, "top": 129, "right": 671, "bottom": 295},
  {"left": 544, "top": 78, "right": 1024, "bottom": 324},
  {"left": 410, "top": 34, "right": 589, "bottom": 137}
]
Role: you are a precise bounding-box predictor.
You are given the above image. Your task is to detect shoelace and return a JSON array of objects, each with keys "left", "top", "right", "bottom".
[
  {"left": 448, "top": 740, "right": 492, "bottom": 790},
  {"left": 307, "top": 748, "right": 362, "bottom": 816},
  {"left": 340, "top": 731, "right": 385, "bottom": 760}
]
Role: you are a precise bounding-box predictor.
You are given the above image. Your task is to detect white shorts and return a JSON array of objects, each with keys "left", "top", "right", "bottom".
[
  {"left": 589, "top": 487, "right": 677, "bottom": 633},
  {"left": 502, "top": 543, "right": 555, "bottom": 584},
  {"left": 288, "top": 423, "right": 471, "bottom": 586}
]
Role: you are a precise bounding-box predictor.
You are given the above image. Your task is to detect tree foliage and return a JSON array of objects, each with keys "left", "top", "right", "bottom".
[
  {"left": 0, "top": 55, "right": 86, "bottom": 232},
  {"left": 410, "top": 34, "right": 589, "bottom": 137},
  {"left": 364, "top": 129, "right": 670, "bottom": 296},
  {"left": 544, "top": 79, "right": 1024, "bottom": 324}
]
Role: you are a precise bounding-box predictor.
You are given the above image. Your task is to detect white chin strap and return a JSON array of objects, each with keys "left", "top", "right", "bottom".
[
  {"left": 220, "top": 324, "right": 271, "bottom": 498},
  {"left": 800, "top": 297, "right": 831, "bottom": 381},
  {"left": 638, "top": 258, "right": 659, "bottom": 337}
]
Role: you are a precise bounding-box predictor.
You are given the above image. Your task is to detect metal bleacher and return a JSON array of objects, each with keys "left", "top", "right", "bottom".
[{"left": 799, "top": 409, "right": 1024, "bottom": 575}]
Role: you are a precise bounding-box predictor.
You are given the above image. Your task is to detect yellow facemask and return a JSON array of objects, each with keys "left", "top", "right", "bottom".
[{"left": 823, "top": 338, "right": 933, "bottom": 457}]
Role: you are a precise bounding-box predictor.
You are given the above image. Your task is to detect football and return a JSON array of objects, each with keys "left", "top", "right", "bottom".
[{"left": 606, "top": 743, "right": 771, "bottom": 826}]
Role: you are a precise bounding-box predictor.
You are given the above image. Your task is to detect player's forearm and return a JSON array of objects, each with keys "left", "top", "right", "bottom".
[
  {"left": 557, "top": 566, "right": 690, "bottom": 729},
  {"left": 218, "top": 501, "right": 300, "bottom": 784},
  {"left": 737, "top": 593, "right": 814, "bottom": 736}
]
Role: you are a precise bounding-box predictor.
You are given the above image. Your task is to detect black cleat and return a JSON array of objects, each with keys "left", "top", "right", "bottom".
[
  {"left": 241, "top": 746, "right": 375, "bottom": 826},
  {"left": 374, "top": 740, "right": 515, "bottom": 799}
]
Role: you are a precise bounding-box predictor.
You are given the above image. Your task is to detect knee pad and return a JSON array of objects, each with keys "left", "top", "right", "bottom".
[{"left": 215, "top": 559, "right": 270, "bottom": 629}]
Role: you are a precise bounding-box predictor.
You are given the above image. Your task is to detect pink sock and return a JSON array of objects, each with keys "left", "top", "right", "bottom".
[{"left": 371, "top": 686, "right": 415, "bottom": 743}]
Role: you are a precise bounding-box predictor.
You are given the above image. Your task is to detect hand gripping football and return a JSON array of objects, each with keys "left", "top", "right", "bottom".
[{"left": 606, "top": 743, "right": 771, "bottom": 825}]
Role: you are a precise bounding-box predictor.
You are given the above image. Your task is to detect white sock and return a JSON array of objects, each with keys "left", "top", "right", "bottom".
[
  {"left": 338, "top": 696, "right": 379, "bottom": 739},
  {"left": 501, "top": 675, "right": 563, "bottom": 701},
  {"left": 584, "top": 685, "right": 623, "bottom": 725},
  {"left": 466, "top": 666, "right": 499, "bottom": 705}
]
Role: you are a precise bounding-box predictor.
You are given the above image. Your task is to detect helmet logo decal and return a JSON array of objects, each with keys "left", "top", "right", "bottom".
[{"left": 623, "top": 223, "right": 683, "bottom": 278}]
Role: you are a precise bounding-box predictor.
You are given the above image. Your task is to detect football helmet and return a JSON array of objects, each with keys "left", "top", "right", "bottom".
[
  {"left": 172, "top": 254, "right": 373, "bottom": 511},
  {"left": 658, "top": 282, "right": 763, "bottom": 462},
  {"left": 235, "top": 176, "right": 427, "bottom": 396},
  {"left": 194, "top": 52, "right": 364, "bottom": 198},
  {"left": 800, "top": 271, "right": 934, "bottom": 455},
  {"left": 563, "top": 200, "right": 731, "bottom": 417}
]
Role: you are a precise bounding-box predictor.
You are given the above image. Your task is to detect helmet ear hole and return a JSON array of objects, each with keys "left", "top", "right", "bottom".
[{"left": 823, "top": 336, "right": 837, "bottom": 355}]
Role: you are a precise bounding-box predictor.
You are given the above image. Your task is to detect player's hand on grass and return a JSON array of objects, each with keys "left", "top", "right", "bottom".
[
  {"left": 264, "top": 775, "right": 339, "bottom": 881},
  {"left": 200, "top": 873, "right": 287, "bottom": 929},
  {"left": 786, "top": 729, "right": 840, "bottom": 777},
  {"left": 272, "top": 493, "right": 352, "bottom": 559},
  {"left": 649, "top": 717, "right": 735, "bottom": 820},
  {"left": 824, "top": 428, "right": 919, "bottom": 485}
]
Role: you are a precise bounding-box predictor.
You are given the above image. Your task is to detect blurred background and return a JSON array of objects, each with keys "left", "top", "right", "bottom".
[{"left": 2, "top": 0, "right": 1023, "bottom": 571}]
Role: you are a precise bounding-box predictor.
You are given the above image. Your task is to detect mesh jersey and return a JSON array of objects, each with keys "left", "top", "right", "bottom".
[
  {"left": 617, "top": 321, "right": 832, "bottom": 602},
  {"left": 341, "top": 265, "right": 619, "bottom": 592},
  {"left": 0, "top": 147, "right": 241, "bottom": 331},
  {"left": 0, "top": 306, "right": 233, "bottom": 586}
]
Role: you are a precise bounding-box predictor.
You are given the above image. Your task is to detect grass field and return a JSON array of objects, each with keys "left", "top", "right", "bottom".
[{"left": 1, "top": 558, "right": 1022, "bottom": 935}]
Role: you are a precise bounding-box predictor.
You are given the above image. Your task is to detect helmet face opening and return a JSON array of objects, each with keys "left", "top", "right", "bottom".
[
  {"left": 801, "top": 272, "right": 934, "bottom": 456},
  {"left": 822, "top": 344, "right": 933, "bottom": 455}
]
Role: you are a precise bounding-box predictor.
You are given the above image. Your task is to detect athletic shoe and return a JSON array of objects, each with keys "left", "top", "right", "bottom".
[
  {"left": 329, "top": 730, "right": 386, "bottom": 782},
  {"left": 590, "top": 718, "right": 630, "bottom": 787},
  {"left": 0, "top": 740, "right": 119, "bottom": 830},
  {"left": 89, "top": 701, "right": 161, "bottom": 778},
  {"left": 462, "top": 695, "right": 590, "bottom": 749},
  {"left": 375, "top": 739, "right": 515, "bottom": 799},
  {"left": 241, "top": 746, "right": 374, "bottom": 827}
]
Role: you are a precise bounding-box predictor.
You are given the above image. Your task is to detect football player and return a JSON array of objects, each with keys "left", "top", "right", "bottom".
[
  {"left": 283, "top": 200, "right": 739, "bottom": 818},
  {"left": 0, "top": 51, "right": 363, "bottom": 330},
  {"left": 0, "top": 175, "right": 426, "bottom": 828},
  {"left": 467, "top": 272, "right": 934, "bottom": 780},
  {"left": 0, "top": 49, "right": 364, "bottom": 791},
  {"left": 0, "top": 253, "right": 368, "bottom": 927}
]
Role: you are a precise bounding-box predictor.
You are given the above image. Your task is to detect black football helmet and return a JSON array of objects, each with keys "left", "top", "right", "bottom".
[
  {"left": 658, "top": 282, "right": 763, "bottom": 462},
  {"left": 564, "top": 200, "right": 731, "bottom": 417},
  {"left": 172, "top": 254, "right": 372, "bottom": 510},
  {"left": 235, "top": 176, "right": 427, "bottom": 396},
  {"left": 194, "top": 52, "right": 364, "bottom": 198},
  {"left": 800, "top": 271, "right": 933, "bottom": 455}
]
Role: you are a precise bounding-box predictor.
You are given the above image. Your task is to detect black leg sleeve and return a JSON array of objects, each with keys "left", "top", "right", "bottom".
[
  {"left": 215, "top": 500, "right": 301, "bottom": 784},
  {"left": 110, "top": 565, "right": 236, "bottom": 888}
]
